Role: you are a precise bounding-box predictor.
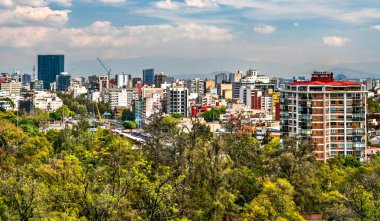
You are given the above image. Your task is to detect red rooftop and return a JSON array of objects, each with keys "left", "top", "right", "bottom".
[{"left": 291, "top": 72, "right": 361, "bottom": 86}]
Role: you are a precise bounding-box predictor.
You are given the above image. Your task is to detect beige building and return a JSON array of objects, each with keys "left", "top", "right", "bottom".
[
  {"left": 204, "top": 79, "right": 215, "bottom": 91},
  {"left": 222, "top": 89, "right": 232, "bottom": 99},
  {"left": 0, "top": 82, "right": 22, "bottom": 95},
  {"left": 217, "top": 83, "right": 232, "bottom": 98},
  {"left": 99, "top": 76, "right": 109, "bottom": 93}
]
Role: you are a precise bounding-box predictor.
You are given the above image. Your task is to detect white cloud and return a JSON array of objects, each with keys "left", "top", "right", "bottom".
[
  {"left": 0, "top": 21, "right": 233, "bottom": 49},
  {"left": 254, "top": 24, "right": 276, "bottom": 34},
  {"left": 323, "top": 36, "right": 348, "bottom": 47},
  {"left": 98, "top": 0, "right": 125, "bottom": 3},
  {"left": 156, "top": 0, "right": 180, "bottom": 10},
  {"left": 338, "top": 8, "right": 380, "bottom": 23},
  {"left": 0, "top": 6, "right": 70, "bottom": 26},
  {"left": 185, "top": 0, "right": 217, "bottom": 8},
  {"left": 0, "top": 0, "right": 72, "bottom": 7},
  {"left": 176, "top": 23, "right": 233, "bottom": 41},
  {"left": 370, "top": 25, "right": 380, "bottom": 30},
  {"left": 0, "top": 26, "right": 49, "bottom": 47},
  {"left": 293, "top": 22, "right": 299, "bottom": 27},
  {"left": 0, "top": 0, "right": 13, "bottom": 7},
  {"left": 206, "top": 1, "right": 380, "bottom": 24}
]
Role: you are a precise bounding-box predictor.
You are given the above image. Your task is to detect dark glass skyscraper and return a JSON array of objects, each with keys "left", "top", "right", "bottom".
[
  {"left": 56, "top": 72, "right": 71, "bottom": 91},
  {"left": 143, "top": 68, "right": 154, "bottom": 85},
  {"left": 215, "top": 72, "right": 228, "bottom": 86},
  {"left": 38, "top": 55, "right": 64, "bottom": 89}
]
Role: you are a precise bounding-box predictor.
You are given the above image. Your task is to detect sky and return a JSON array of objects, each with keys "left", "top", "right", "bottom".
[{"left": 0, "top": 0, "right": 380, "bottom": 77}]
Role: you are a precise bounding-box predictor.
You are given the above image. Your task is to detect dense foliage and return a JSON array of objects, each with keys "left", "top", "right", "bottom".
[
  {"left": 0, "top": 110, "right": 379, "bottom": 220},
  {"left": 123, "top": 120, "right": 137, "bottom": 129},
  {"left": 57, "top": 92, "right": 112, "bottom": 116},
  {"left": 121, "top": 109, "right": 135, "bottom": 121},
  {"left": 368, "top": 97, "right": 380, "bottom": 114},
  {"left": 202, "top": 106, "right": 227, "bottom": 122}
]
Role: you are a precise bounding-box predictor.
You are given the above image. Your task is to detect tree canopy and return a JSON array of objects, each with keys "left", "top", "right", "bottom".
[{"left": 0, "top": 108, "right": 378, "bottom": 220}]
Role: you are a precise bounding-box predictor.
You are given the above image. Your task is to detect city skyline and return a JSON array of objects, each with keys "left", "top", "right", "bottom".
[{"left": 1, "top": 1, "right": 380, "bottom": 76}]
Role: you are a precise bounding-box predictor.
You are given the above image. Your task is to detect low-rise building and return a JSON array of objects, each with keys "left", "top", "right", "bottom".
[{"left": 33, "top": 91, "right": 63, "bottom": 111}]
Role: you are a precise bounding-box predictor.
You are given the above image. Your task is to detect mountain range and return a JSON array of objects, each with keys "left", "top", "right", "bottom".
[{"left": 6, "top": 56, "right": 379, "bottom": 80}]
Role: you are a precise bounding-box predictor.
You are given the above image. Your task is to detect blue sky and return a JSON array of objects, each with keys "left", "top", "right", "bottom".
[{"left": 0, "top": 0, "right": 380, "bottom": 76}]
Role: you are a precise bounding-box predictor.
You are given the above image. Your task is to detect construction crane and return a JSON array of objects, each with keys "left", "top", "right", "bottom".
[
  {"left": 97, "top": 57, "right": 111, "bottom": 80},
  {"left": 96, "top": 103, "right": 103, "bottom": 124}
]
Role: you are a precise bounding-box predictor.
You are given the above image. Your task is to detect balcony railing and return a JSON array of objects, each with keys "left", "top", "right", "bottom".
[
  {"left": 352, "top": 129, "right": 365, "bottom": 136},
  {"left": 353, "top": 142, "right": 366, "bottom": 149},
  {"left": 299, "top": 114, "right": 312, "bottom": 120},
  {"left": 300, "top": 129, "right": 312, "bottom": 137}
]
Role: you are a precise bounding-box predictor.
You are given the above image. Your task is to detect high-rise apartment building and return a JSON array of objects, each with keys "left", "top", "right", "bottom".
[
  {"left": 38, "top": 55, "right": 64, "bottom": 89},
  {"left": 154, "top": 72, "right": 166, "bottom": 88},
  {"left": 116, "top": 72, "right": 131, "bottom": 88},
  {"left": 186, "top": 78, "right": 205, "bottom": 95},
  {"left": 143, "top": 68, "right": 154, "bottom": 85},
  {"left": 99, "top": 76, "right": 109, "bottom": 93},
  {"left": 166, "top": 87, "right": 189, "bottom": 117},
  {"left": 229, "top": 72, "right": 243, "bottom": 83},
  {"left": 280, "top": 72, "right": 367, "bottom": 161}
]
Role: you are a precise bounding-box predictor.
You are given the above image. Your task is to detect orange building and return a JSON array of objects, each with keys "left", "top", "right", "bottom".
[{"left": 280, "top": 72, "right": 367, "bottom": 161}]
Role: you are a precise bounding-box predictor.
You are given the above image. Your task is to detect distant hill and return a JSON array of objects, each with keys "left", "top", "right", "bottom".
[
  {"left": 326, "top": 67, "right": 375, "bottom": 79},
  {"left": 62, "top": 56, "right": 380, "bottom": 79}
]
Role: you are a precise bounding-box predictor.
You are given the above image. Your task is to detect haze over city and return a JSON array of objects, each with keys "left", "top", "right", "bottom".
[{"left": 1, "top": 0, "right": 380, "bottom": 77}]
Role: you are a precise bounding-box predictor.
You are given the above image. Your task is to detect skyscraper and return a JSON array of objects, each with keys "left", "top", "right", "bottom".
[
  {"left": 38, "top": 55, "right": 64, "bottom": 89},
  {"left": 154, "top": 72, "right": 166, "bottom": 88},
  {"left": 143, "top": 68, "right": 154, "bottom": 85},
  {"left": 215, "top": 72, "right": 228, "bottom": 86},
  {"left": 56, "top": 72, "right": 71, "bottom": 91},
  {"left": 22, "top": 74, "right": 32, "bottom": 84}
]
